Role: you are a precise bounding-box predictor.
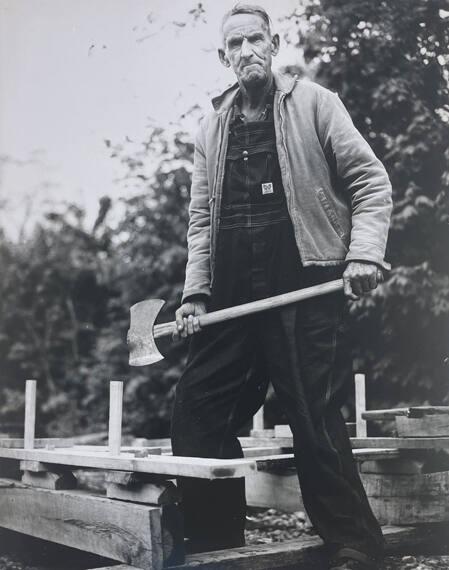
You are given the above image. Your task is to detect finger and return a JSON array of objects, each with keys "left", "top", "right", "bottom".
[
  {"left": 172, "top": 329, "right": 180, "bottom": 341},
  {"left": 360, "top": 274, "right": 372, "bottom": 293},
  {"left": 368, "top": 271, "right": 377, "bottom": 290},
  {"left": 181, "top": 317, "right": 189, "bottom": 338},
  {"left": 193, "top": 316, "right": 201, "bottom": 333},
  {"left": 175, "top": 310, "right": 185, "bottom": 334},
  {"left": 377, "top": 268, "right": 384, "bottom": 283},
  {"left": 187, "top": 315, "right": 195, "bottom": 336},
  {"left": 343, "top": 275, "right": 358, "bottom": 300},
  {"left": 350, "top": 276, "right": 364, "bottom": 298}
]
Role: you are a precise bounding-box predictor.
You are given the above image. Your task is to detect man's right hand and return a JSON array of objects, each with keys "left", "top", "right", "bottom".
[{"left": 174, "top": 297, "right": 207, "bottom": 339}]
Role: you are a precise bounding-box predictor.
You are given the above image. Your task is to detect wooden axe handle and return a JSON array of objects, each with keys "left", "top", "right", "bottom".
[{"left": 153, "top": 278, "right": 344, "bottom": 339}]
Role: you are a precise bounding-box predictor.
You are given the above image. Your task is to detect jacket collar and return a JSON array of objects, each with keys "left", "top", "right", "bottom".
[{"left": 211, "top": 70, "right": 296, "bottom": 114}]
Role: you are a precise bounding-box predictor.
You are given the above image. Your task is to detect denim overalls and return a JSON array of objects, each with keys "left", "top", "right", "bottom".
[
  {"left": 172, "top": 95, "right": 385, "bottom": 563},
  {"left": 210, "top": 101, "right": 302, "bottom": 310}
]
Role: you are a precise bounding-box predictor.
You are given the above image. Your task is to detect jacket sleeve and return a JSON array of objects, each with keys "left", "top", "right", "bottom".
[
  {"left": 182, "top": 121, "right": 212, "bottom": 303},
  {"left": 317, "top": 89, "right": 393, "bottom": 270}
]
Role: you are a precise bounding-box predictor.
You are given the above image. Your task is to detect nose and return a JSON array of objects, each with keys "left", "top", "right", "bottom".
[{"left": 240, "top": 37, "right": 253, "bottom": 58}]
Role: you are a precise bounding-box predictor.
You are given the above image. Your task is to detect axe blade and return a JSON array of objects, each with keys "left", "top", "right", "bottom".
[{"left": 128, "top": 299, "right": 166, "bottom": 366}]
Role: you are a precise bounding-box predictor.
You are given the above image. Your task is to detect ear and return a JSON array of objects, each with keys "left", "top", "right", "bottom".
[
  {"left": 218, "top": 48, "right": 231, "bottom": 67},
  {"left": 271, "top": 33, "right": 280, "bottom": 57}
]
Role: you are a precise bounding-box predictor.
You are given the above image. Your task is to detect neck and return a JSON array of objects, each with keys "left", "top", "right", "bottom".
[{"left": 239, "top": 74, "right": 273, "bottom": 110}]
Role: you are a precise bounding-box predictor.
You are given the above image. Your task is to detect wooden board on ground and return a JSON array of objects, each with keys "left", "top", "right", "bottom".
[
  {"left": 0, "top": 478, "right": 168, "bottom": 569},
  {"left": 0, "top": 447, "right": 255, "bottom": 479},
  {"left": 165, "top": 525, "right": 432, "bottom": 570},
  {"left": 396, "top": 415, "right": 449, "bottom": 437}
]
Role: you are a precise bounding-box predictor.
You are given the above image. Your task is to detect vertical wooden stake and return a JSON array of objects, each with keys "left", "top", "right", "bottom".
[
  {"left": 108, "top": 381, "right": 123, "bottom": 455},
  {"left": 253, "top": 406, "right": 264, "bottom": 432},
  {"left": 24, "top": 379, "right": 37, "bottom": 449},
  {"left": 355, "top": 373, "right": 367, "bottom": 438}
]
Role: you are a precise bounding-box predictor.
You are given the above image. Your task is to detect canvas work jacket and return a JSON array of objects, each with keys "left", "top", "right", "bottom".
[{"left": 182, "top": 71, "right": 393, "bottom": 303}]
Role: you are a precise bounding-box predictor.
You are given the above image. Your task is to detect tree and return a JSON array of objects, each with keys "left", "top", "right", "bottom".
[{"left": 293, "top": 0, "right": 449, "bottom": 406}]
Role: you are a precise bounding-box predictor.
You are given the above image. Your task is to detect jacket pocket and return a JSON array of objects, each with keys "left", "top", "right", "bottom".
[{"left": 315, "top": 187, "right": 347, "bottom": 241}]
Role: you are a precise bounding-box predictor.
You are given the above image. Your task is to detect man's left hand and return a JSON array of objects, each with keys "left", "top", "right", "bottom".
[{"left": 342, "top": 261, "right": 384, "bottom": 300}]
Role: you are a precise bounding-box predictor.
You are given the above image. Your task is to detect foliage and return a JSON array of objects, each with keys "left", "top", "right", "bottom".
[
  {"left": 0, "top": 130, "right": 193, "bottom": 437},
  {"left": 294, "top": 0, "right": 449, "bottom": 406},
  {"left": 1, "top": 1, "right": 448, "bottom": 438}
]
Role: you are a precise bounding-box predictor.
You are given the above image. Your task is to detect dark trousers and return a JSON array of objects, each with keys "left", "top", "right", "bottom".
[{"left": 171, "top": 285, "right": 385, "bottom": 559}]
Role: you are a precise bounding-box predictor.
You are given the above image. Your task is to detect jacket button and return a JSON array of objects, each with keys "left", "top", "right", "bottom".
[{"left": 242, "top": 150, "right": 248, "bottom": 157}]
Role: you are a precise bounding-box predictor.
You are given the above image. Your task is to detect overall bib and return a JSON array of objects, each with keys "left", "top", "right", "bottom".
[{"left": 171, "top": 102, "right": 384, "bottom": 562}]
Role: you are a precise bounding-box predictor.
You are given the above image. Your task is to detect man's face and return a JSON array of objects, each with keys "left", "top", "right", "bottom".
[{"left": 220, "top": 13, "right": 279, "bottom": 88}]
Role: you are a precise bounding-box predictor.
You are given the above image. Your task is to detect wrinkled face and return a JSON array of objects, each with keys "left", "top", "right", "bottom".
[{"left": 219, "top": 13, "right": 279, "bottom": 88}]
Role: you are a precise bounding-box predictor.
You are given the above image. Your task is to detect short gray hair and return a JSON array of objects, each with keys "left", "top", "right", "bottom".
[{"left": 221, "top": 3, "right": 272, "bottom": 41}]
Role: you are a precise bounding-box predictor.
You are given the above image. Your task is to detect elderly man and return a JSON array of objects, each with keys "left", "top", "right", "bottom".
[{"left": 171, "top": 4, "right": 392, "bottom": 570}]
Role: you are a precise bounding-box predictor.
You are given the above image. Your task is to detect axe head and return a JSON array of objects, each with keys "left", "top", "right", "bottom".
[{"left": 128, "top": 299, "right": 165, "bottom": 366}]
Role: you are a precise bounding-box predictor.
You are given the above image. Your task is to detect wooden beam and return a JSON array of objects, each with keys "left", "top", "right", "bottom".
[
  {"left": 359, "top": 459, "right": 425, "bottom": 474},
  {"left": 362, "top": 406, "right": 449, "bottom": 420},
  {"left": 254, "top": 449, "right": 401, "bottom": 472},
  {"left": 24, "top": 380, "right": 37, "bottom": 449},
  {"left": 0, "top": 438, "right": 73, "bottom": 449},
  {"left": 351, "top": 437, "right": 449, "bottom": 449},
  {"left": 246, "top": 470, "right": 305, "bottom": 513},
  {"left": 89, "top": 566, "right": 142, "bottom": 570},
  {"left": 109, "top": 381, "right": 123, "bottom": 455},
  {"left": 355, "top": 373, "right": 367, "bottom": 438},
  {"left": 395, "top": 415, "right": 449, "bottom": 437},
  {"left": 0, "top": 448, "right": 255, "bottom": 479},
  {"left": 21, "top": 470, "right": 77, "bottom": 490},
  {"left": 165, "top": 525, "right": 434, "bottom": 569},
  {"left": 106, "top": 481, "right": 180, "bottom": 505},
  {"left": 252, "top": 406, "right": 264, "bottom": 431},
  {"left": 0, "top": 479, "right": 166, "bottom": 568}
]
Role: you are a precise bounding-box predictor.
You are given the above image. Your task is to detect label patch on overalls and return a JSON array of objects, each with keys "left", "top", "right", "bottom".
[{"left": 261, "top": 182, "right": 274, "bottom": 195}]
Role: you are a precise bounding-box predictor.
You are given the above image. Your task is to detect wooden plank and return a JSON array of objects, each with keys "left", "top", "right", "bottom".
[
  {"left": 360, "top": 459, "right": 425, "bottom": 474},
  {"left": 362, "top": 406, "right": 449, "bottom": 420},
  {"left": 361, "top": 471, "right": 449, "bottom": 497},
  {"left": 246, "top": 470, "right": 305, "bottom": 513},
  {"left": 252, "top": 406, "right": 264, "bottom": 431},
  {"left": 396, "top": 415, "right": 449, "bottom": 437},
  {"left": 239, "top": 436, "right": 293, "bottom": 448},
  {"left": 166, "top": 525, "right": 431, "bottom": 569},
  {"left": 106, "top": 481, "right": 180, "bottom": 505},
  {"left": 274, "top": 425, "right": 292, "bottom": 438},
  {"left": 351, "top": 437, "right": 449, "bottom": 449},
  {"left": 24, "top": 379, "right": 37, "bottom": 449},
  {"left": 0, "top": 438, "right": 73, "bottom": 449},
  {"left": 368, "top": 496, "right": 449, "bottom": 525},
  {"left": 242, "top": 447, "right": 285, "bottom": 458},
  {"left": 109, "top": 381, "right": 123, "bottom": 455},
  {"left": 0, "top": 447, "right": 255, "bottom": 479},
  {"left": 73, "top": 445, "right": 162, "bottom": 455},
  {"left": 89, "top": 566, "right": 142, "bottom": 570},
  {"left": 248, "top": 429, "right": 275, "bottom": 439},
  {"left": 22, "top": 470, "right": 77, "bottom": 490},
  {"left": 254, "top": 449, "right": 401, "bottom": 472},
  {"left": 355, "top": 373, "right": 367, "bottom": 438},
  {"left": 0, "top": 479, "right": 164, "bottom": 569}
]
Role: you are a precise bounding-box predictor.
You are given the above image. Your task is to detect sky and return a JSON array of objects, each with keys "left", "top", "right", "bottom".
[{"left": 0, "top": 0, "right": 300, "bottom": 239}]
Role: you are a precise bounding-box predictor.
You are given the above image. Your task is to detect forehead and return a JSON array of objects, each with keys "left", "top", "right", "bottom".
[{"left": 222, "top": 13, "right": 269, "bottom": 40}]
